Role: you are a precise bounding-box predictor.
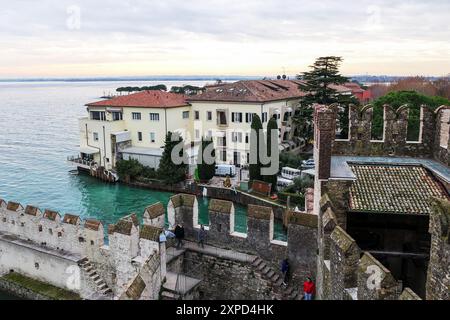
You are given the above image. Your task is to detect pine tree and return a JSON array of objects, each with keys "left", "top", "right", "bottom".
[
  {"left": 197, "top": 137, "right": 216, "bottom": 182},
  {"left": 264, "top": 117, "right": 279, "bottom": 193},
  {"left": 294, "top": 56, "right": 357, "bottom": 142},
  {"left": 157, "top": 132, "right": 188, "bottom": 184},
  {"left": 249, "top": 114, "right": 263, "bottom": 182}
]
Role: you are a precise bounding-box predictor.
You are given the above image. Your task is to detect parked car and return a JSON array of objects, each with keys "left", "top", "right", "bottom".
[
  {"left": 301, "top": 158, "right": 315, "bottom": 169},
  {"left": 215, "top": 164, "right": 236, "bottom": 177},
  {"left": 281, "top": 167, "right": 301, "bottom": 180}
]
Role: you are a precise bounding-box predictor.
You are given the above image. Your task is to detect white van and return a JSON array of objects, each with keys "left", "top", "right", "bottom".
[
  {"left": 215, "top": 164, "right": 236, "bottom": 177},
  {"left": 277, "top": 177, "right": 294, "bottom": 188},
  {"left": 281, "top": 167, "right": 301, "bottom": 180}
]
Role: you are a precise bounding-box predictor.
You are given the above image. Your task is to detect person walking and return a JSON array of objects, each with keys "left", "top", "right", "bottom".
[
  {"left": 174, "top": 224, "right": 185, "bottom": 249},
  {"left": 198, "top": 225, "right": 207, "bottom": 248},
  {"left": 281, "top": 259, "right": 290, "bottom": 286},
  {"left": 303, "top": 277, "right": 315, "bottom": 300}
]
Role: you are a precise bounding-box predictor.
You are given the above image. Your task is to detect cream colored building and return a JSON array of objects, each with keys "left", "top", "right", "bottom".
[{"left": 74, "top": 80, "right": 350, "bottom": 172}]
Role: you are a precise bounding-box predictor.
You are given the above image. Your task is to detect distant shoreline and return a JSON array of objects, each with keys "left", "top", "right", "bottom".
[{"left": 0, "top": 76, "right": 259, "bottom": 83}]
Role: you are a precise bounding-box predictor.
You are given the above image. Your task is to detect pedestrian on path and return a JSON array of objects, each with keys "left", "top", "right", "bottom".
[
  {"left": 303, "top": 277, "right": 315, "bottom": 300},
  {"left": 281, "top": 259, "right": 290, "bottom": 286},
  {"left": 174, "top": 224, "right": 185, "bottom": 249},
  {"left": 198, "top": 225, "right": 207, "bottom": 248}
]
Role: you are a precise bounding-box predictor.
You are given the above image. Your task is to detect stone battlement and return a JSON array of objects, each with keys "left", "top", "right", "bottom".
[
  {"left": 318, "top": 194, "right": 419, "bottom": 300},
  {"left": 315, "top": 104, "right": 450, "bottom": 166}
]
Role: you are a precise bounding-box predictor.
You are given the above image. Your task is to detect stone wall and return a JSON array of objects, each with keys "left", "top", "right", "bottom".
[
  {"left": 426, "top": 198, "right": 450, "bottom": 300},
  {"left": 168, "top": 196, "right": 318, "bottom": 276},
  {"left": 183, "top": 251, "right": 276, "bottom": 300},
  {"left": 332, "top": 104, "right": 442, "bottom": 158}
]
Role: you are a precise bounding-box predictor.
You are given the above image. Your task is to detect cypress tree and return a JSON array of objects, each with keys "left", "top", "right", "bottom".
[
  {"left": 197, "top": 137, "right": 216, "bottom": 181},
  {"left": 264, "top": 117, "right": 279, "bottom": 193},
  {"left": 157, "top": 132, "right": 188, "bottom": 184},
  {"left": 249, "top": 114, "right": 263, "bottom": 182}
]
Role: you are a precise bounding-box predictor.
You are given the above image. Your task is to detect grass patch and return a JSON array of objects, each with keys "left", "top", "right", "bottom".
[{"left": 2, "top": 272, "right": 81, "bottom": 300}]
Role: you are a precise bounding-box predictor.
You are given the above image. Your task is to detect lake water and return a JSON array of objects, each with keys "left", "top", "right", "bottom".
[{"left": 0, "top": 80, "right": 286, "bottom": 240}]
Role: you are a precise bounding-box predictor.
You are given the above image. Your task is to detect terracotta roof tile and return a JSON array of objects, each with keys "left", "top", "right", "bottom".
[
  {"left": 7, "top": 201, "right": 22, "bottom": 212},
  {"left": 349, "top": 164, "right": 450, "bottom": 215},
  {"left": 86, "top": 90, "right": 189, "bottom": 109},
  {"left": 140, "top": 225, "right": 163, "bottom": 242},
  {"left": 85, "top": 219, "right": 102, "bottom": 231},
  {"left": 43, "top": 209, "right": 59, "bottom": 221},
  {"left": 125, "top": 276, "right": 146, "bottom": 300},
  {"left": 144, "top": 203, "right": 165, "bottom": 219},
  {"left": 25, "top": 205, "right": 39, "bottom": 216},
  {"left": 63, "top": 214, "right": 80, "bottom": 225}
]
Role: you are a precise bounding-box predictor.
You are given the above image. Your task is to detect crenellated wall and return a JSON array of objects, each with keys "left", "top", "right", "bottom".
[
  {"left": 332, "top": 104, "right": 450, "bottom": 164},
  {"left": 166, "top": 195, "right": 318, "bottom": 278},
  {"left": 0, "top": 199, "right": 165, "bottom": 300}
]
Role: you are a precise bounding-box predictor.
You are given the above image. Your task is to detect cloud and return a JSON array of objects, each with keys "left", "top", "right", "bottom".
[{"left": 0, "top": 0, "right": 449, "bottom": 77}]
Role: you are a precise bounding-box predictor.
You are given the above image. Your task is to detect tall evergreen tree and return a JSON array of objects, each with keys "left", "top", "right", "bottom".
[
  {"left": 197, "top": 137, "right": 216, "bottom": 181},
  {"left": 264, "top": 117, "right": 279, "bottom": 193},
  {"left": 157, "top": 132, "right": 188, "bottom": 184},
  {"left": 249, "top": 114, "right": 264, "bottom": 182},
  {"left": 294, "top": 56, "right": 357, "bottom": 142}
]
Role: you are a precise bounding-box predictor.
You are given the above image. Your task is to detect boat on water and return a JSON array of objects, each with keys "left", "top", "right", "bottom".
[{"left": 69, "top": 169, "right": 79, "bottom": 175}]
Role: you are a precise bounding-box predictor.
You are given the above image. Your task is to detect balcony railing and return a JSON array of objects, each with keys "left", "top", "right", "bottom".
[{"left": 67, "top": 156, "right": 95, "bottom": 168}]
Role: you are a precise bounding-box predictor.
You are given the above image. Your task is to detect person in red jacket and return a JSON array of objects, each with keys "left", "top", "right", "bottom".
[{"left": 303, "top": 277, "right": 315, "bottom": 300}]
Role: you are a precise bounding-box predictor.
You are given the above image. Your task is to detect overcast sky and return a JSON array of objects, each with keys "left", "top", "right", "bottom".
[{"left": 1, "top": 0, "right": 449, "bottom": 78}]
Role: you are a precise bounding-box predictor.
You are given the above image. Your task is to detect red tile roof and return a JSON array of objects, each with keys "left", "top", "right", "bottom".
[
  {"left": 188, "top": 80, "right": 352, "bottom": 103},
  {"left": 86, "top": 91, "right": 189, "bottom": 109}
]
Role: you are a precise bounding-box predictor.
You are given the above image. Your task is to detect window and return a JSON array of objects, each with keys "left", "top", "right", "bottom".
[
  {"left": 217, "top": 111, "right": 227, "bottom": 126},
  {"left": 207, "top": 111, "right": 212, "bottom": 121},
  {"left": 90, "top": 240, "right": 95, "bottom": 246},
  {"left": 112, "top": 112, "right": 123, "bottom": 121},
  {"left": 195, "top": 129, "right": 200, "bottom": 140},
  {"left": 49, "top": 228, "right": 53, "bottom": 235},
  {"left": 207, "top": 130, "right": 213, "bottom": 138},
  {"left": 232, "top": 112, "right": 243, "bottom": 123},
  {"left": 247, "top": 153, "right": 250, "bottom": 163},
  {"left": 149, "top": 113, "right": 160, "bottom": 121},
  {"left": 150, "top": 132, "right": 156, "bottom": 143},
  {"left": 220, "top": 150, "right": 227, "bottom": 162},
  {"left": 232, "top": 132, "right": 243, "bottom": 143},
  {"left": 262, "top": 112, "right": 268, "bottom": 123},
  {"left": 58, "top": 232, "right": 62, "bottom": 238},
  {"left": 138, "top": 132, "right": 143, "bottom": 142},
  {"left": 218, "top": 137, "right": 227, "bottom": 147},
  {"left": 21, "top": 222, "right": 25, "bottom": 227},
  {"left": 90, "top": 111, "right": 106, "bottom": 121},
  {"left": 38, "top": 225, "right": 43, "bottom": 232},
  {"left": 78, "top": 237, "right": 85, "bottom": 243},
  {"left": 245, "top": 113, "right": 254, "bottom": 123},
  {"left": 182, "top": 111, "right": 190, "bottom": 119},
  {"left": 195, "top": 111, "right": 200, "bottom": 120},
  {"left": 245, "top": 133, "right": 249, "bottom": 144},
  {"left": 35, "top": 263, "right": 39, "bottom": 270},
  {"left": 93, "top": 132, "right": 99, "bottom": 141},
  {"left": 132, "top": 112, "right": 142, "bottom": 120},
  {"left": 11, "top": 220, "right": 15, "bottom": 225}
]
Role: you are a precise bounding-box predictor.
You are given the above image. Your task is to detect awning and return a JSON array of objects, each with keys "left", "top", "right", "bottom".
[{"left": 80, "top": 146, "right": 100, "bottom": 155}]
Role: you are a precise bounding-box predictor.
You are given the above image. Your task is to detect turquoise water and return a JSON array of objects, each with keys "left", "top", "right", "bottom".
[{"left": 0, "top": 81, "right": 286, "bottom": 240}]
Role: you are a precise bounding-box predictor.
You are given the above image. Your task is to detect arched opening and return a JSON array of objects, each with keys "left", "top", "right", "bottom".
[
  {"left": 407, "top": 107, "right": 421, "bottom": 142},
  {"left": 371, "top": 105, "right": 384, "bottom": 141},
  {"left": 335, "top": 105, "right": 349, "bottom": 140}
]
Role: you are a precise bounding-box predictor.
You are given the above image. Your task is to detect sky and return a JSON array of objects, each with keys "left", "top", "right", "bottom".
[{"left": 0, "top": 0, "right": 449, "bottom": 78}]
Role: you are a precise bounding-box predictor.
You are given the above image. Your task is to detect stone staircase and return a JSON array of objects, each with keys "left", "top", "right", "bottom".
[
  {"left": 251, "top": 257, "right": 299, "bottom": 300},
  {"left": 78, "top": 257, "right": 113, "bottom": 296}
]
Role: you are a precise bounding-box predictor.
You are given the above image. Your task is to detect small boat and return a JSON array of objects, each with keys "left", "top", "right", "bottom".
[{"left": 69, "top": 169, "right": 79, "bottom": 175}]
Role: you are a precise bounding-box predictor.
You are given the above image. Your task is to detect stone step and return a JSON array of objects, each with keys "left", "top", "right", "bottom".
[
  {"left": 284, "top": 287, "right": 294, "bottom": 295},
  {"left": 252, "top": 259, "right": 263, "bottom": 268},
  {"left": 98, "top": 283, "right": 108, "bottom": 290},
  {"left": 262, "top": 266, "right": 271, "bottom": 275},
  {"left": 102, "top": 288, "right": 113, "bottom": 295},
  {"left": 270, "top": 274, "right": 280, "bottom": 282},
  {"left": 274, "top": 279, "right": 283, "bottom": 287},
  {"left": 257, "top": 263, "right": 267, "bottom": 271},
  {"left": 266, "top": 270, "right": 275, "bottom": 279}
]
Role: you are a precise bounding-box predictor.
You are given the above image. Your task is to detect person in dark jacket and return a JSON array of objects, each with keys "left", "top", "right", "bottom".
[
  {"left": 198, "top": 225, "right": 207, "bottom": 248},
  {"left": 174, "top": 224, "right": 185, "bottom": 249},
  {"left": 281, "top": 259, "right": 290, "bottom": 285}
]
